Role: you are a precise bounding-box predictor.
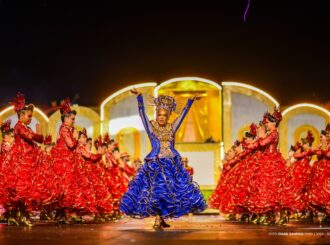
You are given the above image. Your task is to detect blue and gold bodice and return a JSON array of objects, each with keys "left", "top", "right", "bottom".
[{"left": 137, "top": 94, "right": 193, "bottom": 159}]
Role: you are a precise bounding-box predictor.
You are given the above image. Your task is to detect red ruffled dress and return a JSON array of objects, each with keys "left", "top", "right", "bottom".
[
  {"left": 75, "top": 144, "right": 113, "bottom": 215},
  {"left": 103, "top": 152, "right": 127, "bottom": 211},
  {"left": 209, "top": 151, "right": 247, "bottom": 212},
  {"left": 247, "top": 129, "right": 288, "bottom": 214},
  {"left": 0, "top": 141, "right": 14, "bottom": 212},
  {"left": 51, "top": 124, "right": 78, "bottom": 210},
  {"left": 306, "top": 147, "right": 330, "bottom": 214},
  {"left": 5, "top": 121, "right": 44, "bottom": 211},
  {"left": 287, "top": 149, "right": 313, "bottom": 213}
]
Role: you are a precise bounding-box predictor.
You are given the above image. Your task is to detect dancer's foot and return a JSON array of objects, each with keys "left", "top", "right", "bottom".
[
  {"left": 8, "top": 217, "right": 19, "bottom": 226},
  {"left": 160, "top": 217, "right": 170, "bottom": 228},
  {"left": 153, "top": 216, "right": 163, "bottom": 231},
  {"left": 20, "top": 217, "right": 33, "bottom": 227}
]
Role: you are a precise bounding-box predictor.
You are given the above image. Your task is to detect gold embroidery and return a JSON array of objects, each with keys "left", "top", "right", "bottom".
[{"left": 151, "top": 120, "right": 174, "bottom": 158}]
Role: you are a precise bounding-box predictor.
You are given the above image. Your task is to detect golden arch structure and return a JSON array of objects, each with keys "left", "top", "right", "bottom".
[
  {"left": 0, "top": 106, "right": 49, "bottom": 140},
  {"left": 222, "top": 81, "right": 279, "bottom": 151},
  {"left": 280, "top": 103, "right": 330, "bottom": 157}
]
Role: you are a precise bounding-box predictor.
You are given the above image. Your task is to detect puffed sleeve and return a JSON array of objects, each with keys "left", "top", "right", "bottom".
[
  {"left": 62, "top": 127, "right": 77, "bottom": 149},
  {"left": 18, "top": 124, "right": 44, "bottom": 143},
  {"left": 172, "top": 99, "right": 194, "bottom": 132},
  {"left": 80, "top": 146, "right": 102, "bottom": 162},
  {"left": 137, "top": 95, "right": 152, "bottom": 136}
]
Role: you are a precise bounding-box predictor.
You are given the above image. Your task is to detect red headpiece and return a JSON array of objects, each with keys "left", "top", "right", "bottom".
[
  {"left": 262, "top": 108, "right": 282, "bottom": 124},
  {"left": 94, "top": 136, "right": 103, "bottom": 148},
  {"left": 60, "top": 98, "right": 72, "bottom": 115},
  {"left": 80, "top": 128, "right": 87, "bottom": 137},
  {"left": 302, "top": 130, "right": 314, "bottom": 145},
  {"left": 103, "top": 133, "right": 110, "bottom": 145},
  {"left": 234, "top": 140, "right": 241, "bottom": 147},
  {"left": 44, "top": 135, "right": 53, "bottom": 145},
  {"left": 249, "top": 123, "right": 257, "bottom": 137},
  {"left": 10, "top": 92, "right": 26, "bottom": 113},
  {"left": 325, "top": 123, "right": 330, "bottom": 132},
  {"left": 0, "top": 120, "right": 12, "bottom": 134},
  {"left": 272, "top": 107, "right": 282, "bottom": 123}
]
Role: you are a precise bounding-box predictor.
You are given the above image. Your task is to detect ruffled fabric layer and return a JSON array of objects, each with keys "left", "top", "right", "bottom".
[{"left": 119, "top": 156, "right": 206, "bottom": 218}]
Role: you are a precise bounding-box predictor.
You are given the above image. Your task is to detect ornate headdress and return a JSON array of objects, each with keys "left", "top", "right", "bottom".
[
  {"left": 154, "top": 95, "right": 176, "bottom": 113},
  {"left": 10, "top": 92, "right": 33, "bottom": 113},
  {"left": 0, "top": 120, "right": 13, "bottom": 134},
  {"left": 325, "top": 123, "right": 330, "bottom": 132},
  {"left": 79, "top": 128, "right": 87, "bottom": 138},
  {"left": 44, "top": 135, "right": 53, "bottom": 145},
  {"left": 245, "top": 123, "right": 257, "bottom": 138},
  {"left": 60, "top": 98, "right": 72, "bottom": 115},
  {"left": 103, "top": 133, "right": 111, "bottom": 145},
  {"left": 301, "top": 130, "right": 314, "bottom": 146},
  {"left": 94, "top": 136, "right": 103, "bottom": 149},
  {"left": 263, "top": 107, "right": 282, "bottom": 124}
]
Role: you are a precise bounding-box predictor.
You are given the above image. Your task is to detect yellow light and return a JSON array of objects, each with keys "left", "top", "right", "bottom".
[
  {"left": 100, "top": 82, "right": 157, "bottom": 134},
  {"left": 154, "top": 77, "right": 222, "bottom": 97},
  {"left": 0, "top": 106, "right": 49, "bottom": 122},
  {"left": 282, "top": 103, "right": 330, "bottom": 117},
  {"left": 222, "top": 81, "right": 279, "bottom": 107}
]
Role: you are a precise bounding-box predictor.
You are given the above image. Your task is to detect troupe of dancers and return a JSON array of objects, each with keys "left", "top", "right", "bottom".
[
  {"left": 209, "top": 111, "right": 330, "bottom": 225},
  {"left": 0, "top": 91, "right": 329, "bottom": 229}
]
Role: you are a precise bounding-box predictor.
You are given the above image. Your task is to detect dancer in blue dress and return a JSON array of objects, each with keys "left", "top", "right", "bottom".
[{"left": 119, "top": 89, "right": 207, "bottom": 230}]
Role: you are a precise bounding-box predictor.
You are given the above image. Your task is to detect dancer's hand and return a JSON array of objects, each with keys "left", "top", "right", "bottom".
[
  {"left": 36, "top": 123, "right": 42, "bottom": 135},
  {"left": 131, "top": 89, "right": 142, "bottom": 96},
  {"left": 191, "top": 93, "right": 202, "bottom": 101},
  {"left": 73, "top": 128, "right": 79, "bottom": 139}
]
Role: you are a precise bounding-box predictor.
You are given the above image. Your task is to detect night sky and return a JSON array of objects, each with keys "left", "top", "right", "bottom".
[{"left": 0, "top": 1, "right": 329, "bottom": 110}]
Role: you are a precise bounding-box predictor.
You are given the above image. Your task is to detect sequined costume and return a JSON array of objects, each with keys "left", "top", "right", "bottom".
[
  {"left": 307, "top": 146, "right": 330, "bottom": 214},
  {"left": 119, "top": 94, "right": 206, "bottom": 218}
]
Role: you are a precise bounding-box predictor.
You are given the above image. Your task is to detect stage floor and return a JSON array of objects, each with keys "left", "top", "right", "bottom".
[{"left": 1, "top": 215, "right": 330, "bottom": 245}]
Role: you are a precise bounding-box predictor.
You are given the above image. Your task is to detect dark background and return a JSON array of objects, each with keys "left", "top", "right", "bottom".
[{"left": 0, "top": 0, "right": 329, "bottom": 110}]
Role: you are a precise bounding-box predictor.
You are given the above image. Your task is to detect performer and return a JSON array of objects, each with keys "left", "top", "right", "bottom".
[
  {"left": 307, "top": 127, "right": 330, "bottom": 222},
  {"left": 247, "top": 109, "right": 289, "bottom": 225},
  {"left": 75, "top": 129, "right": 113, "bottom": 220},
  {"left": 182, "top": 157, "right": 194, "bottom": 176},
  {"left": 0, "top": 120, "right": 14, "bottom": 221},
  {"left": 120, "top": 89, "right": 206, "bottom": 230},
  {"left": 288, "top": 131, "right": 314, "bottom": 219},
  {"left": 50, "top": 98, "right": 79, "bottom": 223},
  {"left": 5, "top": 93, "right": 44, "bottom": 226}
]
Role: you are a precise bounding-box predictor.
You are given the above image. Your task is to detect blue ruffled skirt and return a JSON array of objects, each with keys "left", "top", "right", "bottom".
[{"left": 119, "top": 156, "right": 207, "bottom": 218}]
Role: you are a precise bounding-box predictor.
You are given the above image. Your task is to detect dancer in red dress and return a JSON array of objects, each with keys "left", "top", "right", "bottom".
[
  {"left": 209, "top": 140, "right": 244, "bottom": 217},
  {"left": 51, "top": 98, "right": 79, "bottom": 223},
  {"left": 307, "top": 126, "right": 330, "bottom": 222},
  {"left": 288, "top": 131, "right": 314, "bottom": 219},
  {"left": 247, "top": 109, "right": 289, "bottom": 225},
  {"left": 5, "top": 93, "right": 44, "bottom": 226},
  {"left": 0, "top": 120, "right": 14, "bottom": 220}
]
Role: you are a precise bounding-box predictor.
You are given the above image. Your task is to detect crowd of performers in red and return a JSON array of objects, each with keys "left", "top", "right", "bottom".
[
  {"left": 0, "top": 93, "right": 142, "bottom": 226},
  {"left": 1, "top": 92, "right": 329, "bottom": 227},
  {"left": 209, "top": 109, "right": 330, "bottom": 225}
]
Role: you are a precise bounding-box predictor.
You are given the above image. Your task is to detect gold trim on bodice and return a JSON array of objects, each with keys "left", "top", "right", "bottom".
[{"left": 151, "top": 120, "right": 174, "bottom": 158}]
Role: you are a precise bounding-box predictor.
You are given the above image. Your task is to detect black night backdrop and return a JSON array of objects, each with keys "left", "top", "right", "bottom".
[{"left": 0, "top": 0, "right": 329, "bottom": 111}]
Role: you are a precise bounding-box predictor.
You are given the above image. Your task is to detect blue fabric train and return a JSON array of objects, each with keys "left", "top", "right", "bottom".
[{"left": 119, "top": 94, "right": 207, "bottom": 218}]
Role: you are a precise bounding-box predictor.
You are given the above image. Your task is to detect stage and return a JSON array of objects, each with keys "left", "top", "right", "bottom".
[{"left": 1, "top": 215, "right": 330, "bottom": 245}]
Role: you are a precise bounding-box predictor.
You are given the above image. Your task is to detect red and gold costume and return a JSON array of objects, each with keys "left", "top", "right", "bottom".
[{"left": 307, "top": 144, "right": 330, "bottom": 214}]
